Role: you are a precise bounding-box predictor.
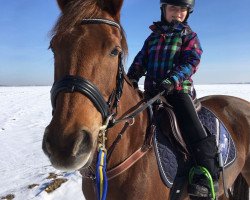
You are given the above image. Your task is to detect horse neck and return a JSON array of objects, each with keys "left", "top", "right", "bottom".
[
  {"left": 106, "top": 82, "right": 149, "bottom": 169},
  {"left": 82, "top": 83, "right": 169, "bottom": 200}
]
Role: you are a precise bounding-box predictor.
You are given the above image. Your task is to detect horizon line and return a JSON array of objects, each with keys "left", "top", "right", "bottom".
[{"left": 1, "top": 82, "right": 250, "bottom": 87}]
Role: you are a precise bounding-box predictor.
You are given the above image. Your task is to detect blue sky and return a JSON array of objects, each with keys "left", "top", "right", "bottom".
[{"left": 0, "top": 0, "right": 250, "bottom": 86}]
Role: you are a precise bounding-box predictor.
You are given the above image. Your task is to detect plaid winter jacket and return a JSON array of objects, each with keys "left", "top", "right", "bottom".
[{"left": 127, "top": 21, "right": 203, "bottom": 95}]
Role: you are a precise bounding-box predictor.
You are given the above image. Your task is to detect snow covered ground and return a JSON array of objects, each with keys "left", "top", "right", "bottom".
[{"left": 0, "top": 85, "right": 249, "bottom": 200}]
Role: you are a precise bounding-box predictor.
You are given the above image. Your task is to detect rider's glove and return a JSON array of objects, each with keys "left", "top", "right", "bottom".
[{"left": 160, "top": 78, "right": 175, "bottom": 93}]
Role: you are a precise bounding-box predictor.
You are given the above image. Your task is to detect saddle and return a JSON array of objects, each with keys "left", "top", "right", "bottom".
[{"left": 152, "top": 98, "right": 236, "bottom": 199}]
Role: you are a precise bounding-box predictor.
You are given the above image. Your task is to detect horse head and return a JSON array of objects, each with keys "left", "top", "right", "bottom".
[{"left": 42, "top": 0, "right": 128, "bottom": 171}]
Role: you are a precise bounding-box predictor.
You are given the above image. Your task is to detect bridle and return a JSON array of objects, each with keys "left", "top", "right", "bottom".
[
  {"left": 51, "top": 19, "right": 124, "bottom": 121},
  {"left": 50, "top": 19, "right": 162, "bottom": 195}
]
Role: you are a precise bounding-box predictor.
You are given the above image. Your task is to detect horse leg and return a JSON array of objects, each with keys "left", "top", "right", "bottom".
[
  {"left": 240, "top": 121, "right": 250, "bottom": 195},
  {"left": 241, "top": 148, "right": 250, "bottom": 186},
  {"left": 218, "top": 195, "right": 230, "bottom": 200},
  {"left": 228, "top": 139, "right": 250, "bottom": 200}
]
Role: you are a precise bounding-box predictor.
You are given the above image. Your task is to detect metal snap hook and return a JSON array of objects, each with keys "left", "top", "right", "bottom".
[
  {"left": 99, "top": 114, "right": 113, "bottom": 131},
  {"left": 128, "top": 117, "right": 135, "bottom": 126}
]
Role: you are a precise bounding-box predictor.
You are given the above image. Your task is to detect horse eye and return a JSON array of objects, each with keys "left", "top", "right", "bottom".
[
  {"left": 50, "top": 47, "right": 55, "bottom": 54},
  {"left": 49, "top": 42, "right": 55, "bottom": 54},
  {"left": 49, "top": 37, "right": 57, "bottom": 54},
  {"left": 110, "top": 48, "right": 119, "bottom": 57}
]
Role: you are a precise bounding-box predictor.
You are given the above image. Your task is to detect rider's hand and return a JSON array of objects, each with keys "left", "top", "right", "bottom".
[{"left": 160, "top": 79, "right": 175, "bottom": 93}]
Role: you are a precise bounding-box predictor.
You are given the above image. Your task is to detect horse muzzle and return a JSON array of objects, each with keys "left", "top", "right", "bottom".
[{"left": 42, "top": 127, "right": 95, "bottom": 171}]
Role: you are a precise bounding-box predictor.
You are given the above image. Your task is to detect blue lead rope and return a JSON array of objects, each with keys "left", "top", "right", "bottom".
[{"left": 96, "top": 149, "right": 108, "bottom": 200}]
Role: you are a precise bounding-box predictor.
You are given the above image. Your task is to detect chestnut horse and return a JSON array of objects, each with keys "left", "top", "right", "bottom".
[{"left": 43, "top": 0, "right": 250, "bottom": 199}]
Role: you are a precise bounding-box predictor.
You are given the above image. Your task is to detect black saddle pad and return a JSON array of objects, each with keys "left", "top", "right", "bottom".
[{"left": 153, "top": 106, "right": 236, "bottom": 188}]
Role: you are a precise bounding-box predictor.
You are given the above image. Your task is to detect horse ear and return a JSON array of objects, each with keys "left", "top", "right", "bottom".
[
  {"left": 102, "top": 0, "right": 124, "bottom": 20},
  {"left": 57, "top": 0, "right": 74, "bottom": 11}
]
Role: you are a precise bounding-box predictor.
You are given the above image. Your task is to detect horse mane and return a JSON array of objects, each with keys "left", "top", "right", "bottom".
[{"left": 50, "top": 0, "right": 128, "bottom": 57}]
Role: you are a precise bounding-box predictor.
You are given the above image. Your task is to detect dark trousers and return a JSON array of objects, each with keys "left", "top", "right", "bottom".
[
  {"left": 166, "top": 92, "right": 207, "bottom": 145},
  {"left": 165, "top": 92, "right": 219, "bottom": 180}
]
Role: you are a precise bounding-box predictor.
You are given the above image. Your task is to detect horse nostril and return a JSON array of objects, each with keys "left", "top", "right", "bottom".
[{"left": 72, "top": 131, "right": 90, "bottom": 157}]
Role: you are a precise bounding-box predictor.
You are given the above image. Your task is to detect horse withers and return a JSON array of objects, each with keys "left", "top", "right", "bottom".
[{"left": 42, "top": 0, "right": 250, "bottom": 199}]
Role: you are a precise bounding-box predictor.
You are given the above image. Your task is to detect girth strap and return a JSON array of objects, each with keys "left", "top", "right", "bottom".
[{"left": 51, "top": 75, "right": 109, "bottom": 119}]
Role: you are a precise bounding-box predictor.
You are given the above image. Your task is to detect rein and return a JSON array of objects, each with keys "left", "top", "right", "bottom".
[{"left": 51, "top": 18, "right": 162, "bottom": 200}]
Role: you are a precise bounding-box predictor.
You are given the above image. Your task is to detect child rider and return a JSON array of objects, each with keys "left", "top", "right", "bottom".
[{"left": 127, "top": 0, "right": 220, "bottom": 198}]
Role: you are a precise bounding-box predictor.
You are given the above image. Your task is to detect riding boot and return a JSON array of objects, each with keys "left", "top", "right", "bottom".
[{"left": 188, "top": 134, "right": 220, "bottom": 199}]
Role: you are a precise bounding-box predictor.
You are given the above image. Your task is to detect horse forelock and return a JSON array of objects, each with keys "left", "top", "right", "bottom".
[{"left": 50, "top": 0, "right": 128, "bottom": 58}]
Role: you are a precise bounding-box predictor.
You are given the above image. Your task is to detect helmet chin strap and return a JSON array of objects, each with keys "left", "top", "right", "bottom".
[
  {"left": 183, "top": 11, "right": 190, "bottom": 22},
  {"left": 160, "top": 5, "right": 167, "bottom": 22}
]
